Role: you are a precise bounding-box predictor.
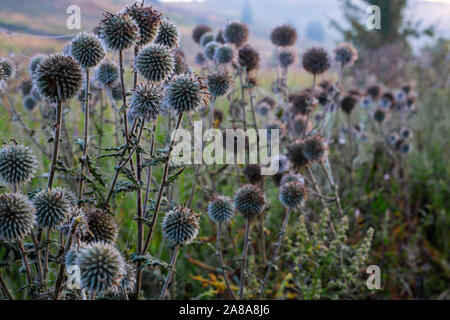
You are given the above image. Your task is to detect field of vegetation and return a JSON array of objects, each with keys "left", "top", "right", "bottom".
[{"left": 0, "top": 0, "right": 448, "bottom": 300}]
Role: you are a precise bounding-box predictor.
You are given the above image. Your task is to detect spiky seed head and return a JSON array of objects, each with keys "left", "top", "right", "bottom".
[
  {"left": 223, "top": 21, "right": 249, "bottom": 48},
  {"left": 256, "top": 102, "right": 270, "bottom": 116},
  {"left": 134, "top": 44, "right": 174, "bottom": 82},
  {"left": 84, "top": 209, "right": 118, "bottom": 244},
  {"left": 280, "top": 181, "right": 307, "bottom": 209},
  {"left": 373, "top": 108, "right": 387, "bottom": 123},
  {"left": 366, "top": 85, "right": 382, "bottom": 100},
  {"left": 173, "top": 49, "right": 189, "bottom": 75},
  {"left": 340, "top": 95, "right": 357, "bottom": 114},
  {"left": 162, "top": 206, "right": 200, "bottom": 245},
  {"left": 0, "top": 193, "right": 35, "bottom": 241},
  {"left": 214, "top": 44, "right": 235, "bottom": 65},
  {"left": 100, "top": 12, "right": 137, "bottom": 51},
  {"left": 243, "top": 164, "right": 263, "bottom": 184},
  {"left": 164, "top": 73, "right": 210, "bottom": 114},
  {"left": 95, "top": 59, "right": 119, "bottom": 86},
  {"left": 270, "top": 24, "right": 297, "bottom": 47},
  {"left": 289, "top": 92, "right": 314, "bottom": 115},
  {"left": 0, "top": 144, "right": 37, "bottom": 186},
  {"left": 20, "top": 79, "right": 33, "bottom": 96},
  {"left": 29, "top": 54, "right": 47, "bottom": 78},
  {"left": 293, "top": 114, "right": 312, "bottom": 136},
  {"left": 120, "top": 262, "right": 136, "bottom": 293},
  {"left": 334, "top": 42, "right": 358, "bottom": 67},
  {"left": 0, "top": 58, "right": 16, "bottom": 80},
  {"left": 216, "top": 28, "right": 226, "bottom": 43},
  {"left": 195, "top": 52, "right": 206, "bottom": 65},
  {"left": 23, "top": 95, "right": 38, "bottom": 111},
  {"left": 70, "top": 33, "right": 105, "bottom": 69},
  {"left": 278, "top": 48, "right": 297, "bottom": 68},
  {"left": 280, "top": 173, "right": 304, "bottom": 186},
  {"left": 77, "top": 242, "right": 124, "bottom": 295},
  {"left": 234, "top": 184, "right": 265, "bottom": 220},
  {"left": 33, "top": 188, "right": 70, "bottom": 229},
  {"left": 192, "top": 24, "right": 212, "bottom": 44},
  {"left": 238, "top": 44, "right": 260, "bottom": 72},
  {"left": 302, "top": 135, "right": 328, "bottom": 163},
  {"left": 207, "top": 196, "right": 235, "bottom": 223},
  {"left": 204, "top": 41, "right": 220, "bottom": 60},
  {"left": 125, "top": 3, "right": 161, "bottom": 47},
  {"left": 59, "top": 206, "right": 89, "bottom": 240},
  {"left": 155, "top": 18, "right": 179, "bottom": 49},
  {"left": 110, "top": 83, "right": 123, "bottom": 101},
  {"left": 400, "top": 127, "right": 412, "bottom": 139},
  {"left": 200, "top": 32, "right": 214, "bottom": 48},
  {"left": 34, "top": 54, "right": 83, "bottom": 102},
  {"left": 207, "top": 71, "right": 232, "bottom": 97},
  {"left": 287, "top": 140, "right": 309, "bottom": 168},
  {"left": 302, "top": 47, "right": 330, "bottom": 75},
  {"left": 129, "top": 83, "right": 163, "bottom": 121},
  {"left": 399, "top": 143, "right": 411, "bottom": 154}
]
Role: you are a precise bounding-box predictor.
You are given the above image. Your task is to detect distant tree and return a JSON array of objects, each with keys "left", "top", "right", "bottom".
[
  {"left": 331, "top": 0, "right": 434, "bottom": 51},
  {"left": 242, "top": 0, "right": 253, "bottom": 25},
  {"left": 306, "top": 20, "right": 325, "bottom": 42}
]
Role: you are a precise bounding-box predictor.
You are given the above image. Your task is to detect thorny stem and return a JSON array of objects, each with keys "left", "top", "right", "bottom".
[
  {"left": 239, "top": 218, "right": 250, "bottom": 300},
  {"left": 119, "top": 50, "right": 130, "bottom": 145},
  {"left": 78, "top": 68, "right": 91, "bottom": 200},
  {"left": 258, "top": 208, "right": 291, "bottom": 298},
  {"left": 30, "top": 232, "right": 44, "bottom": 284},
  {"left": 320, "top": 161, "right": 343, "bottom": 215},
  {"left": 142, "top": 112, "right": 184, "bottom": 254},
  {"left": 238, "top": 69, "right": 247, "bottom": 131},
  {"left": 0, "top": 270, "right": 13, "bottom": 300},
  {"left": 347, "top": 114, "right": 354, "bottom": 189},
  {"left": 47, "top": 99, "right": 63, "bottom": 189},
  {"left": 159, "top": 245, "right": 179, "bottom": 300},
  {"left": 18, "top": 240, "right": 33, "bottom": 290},
  {"left": 217, "top": 223, "right": 237, "bottom": 299},
  {"left": 303, "top": 74, "right": 316, "bottom": 138},
  {"left": 208, "top": 97, "right": 217, "bottom": 129}
]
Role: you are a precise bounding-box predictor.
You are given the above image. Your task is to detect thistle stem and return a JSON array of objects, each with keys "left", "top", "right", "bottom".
[
  {"left": 258, "top": 208, "right": 291, "bottom": 298},
  {"left": 320, "top": 161, "right": 343, "bottom": 215},
  {"left": 142, "top": 112, "right": 184, "bottom": 254},
  {"left": 18, "top": 240, "right": 33, "bottom": 289},
  {"left": 30, "top": 232, "right": 44, "bottom": 284},
  {"left": 47, "top": 99, "right": 63, "bottom": 189},
  {"left": 159, "top": 245, "right": 179, "bottom": 300},
  {"left": 78, "top": 68, "right": 91, "bottom": 200},
  {"left": 238, "top": 69, "right": 247, "bottom": 131},
  {"left": 0, "top": 270, "right": 13, "bottom": 300},
  {"left": 118, "top": 50, "right": 130, "bottom": 145},
  {"left": 239, "top": 218, "right": 250, "bottom": 300},
  {"left": 217, "top": 223, "right": 237, "bottom": 300}
]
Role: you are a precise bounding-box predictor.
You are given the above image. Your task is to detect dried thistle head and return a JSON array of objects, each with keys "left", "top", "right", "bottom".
[
  {"left": 0, "top": 193, "right": 35, "bottom": 241},
  {"left": 234, "top": 184, "right": 265, "bottom": 220},
  {"left": 0, "top": 144, "right": 37, "bottom": 186},
  {"left": 334, "top": 42, "right": 358, "bottom": 67},
  {"left": 207, "top": 196, "right": 235, "bottom": 224},
  {"left": 223, "top": 21, "right": 249, "bottom": 48},
  {"left": 302, "top": 135, "right": 328, "bottom": 163},
  {"left": 130, "top": 83, "right": 164, "bottom": 121},
  {"left": 134, "top": 44, "right": 174, "bottom": 82},
  {"left": 279, "top": 181, "right": 307, "bottom": 209},
  {"left": 302, "top": 47, "right": 330, "bottom": 76},
  {"left": 207, "top": 71, "right": 233, "bottom": 98},
  {"left": 243, "top": 164, "right": 263, "bottom": 184},
  {"left": 95, "top": 59, "right": 119, "bottom": 86},
  {"left": 270, "top": 24, "right": 297, "bottom": 47},
  {"left": 238, "top": 44, "right": 260, "bottom": 72},
  {"left": 155, "top": 18, "right": 179, "bottom": 49},
  {"left": 162, "top": 206, "right": 200, "bottom": 245},
  {"left": 99, "top": 12, "right": 138, "bottom": 51},
  {"left": 125, "top": 2, "right": 161, "bottom": 47},
  {"left": 33, "top": 187, "right": 70, "bottom": 229},
  {"left": 70, "top": 32, "right": 105, "bottom": 68},
  {"left": 192, "top": 24, "right": 212, "bottom": 44},
  {"left": 84, "top": 208, "right": 118, "bottom": 244}
]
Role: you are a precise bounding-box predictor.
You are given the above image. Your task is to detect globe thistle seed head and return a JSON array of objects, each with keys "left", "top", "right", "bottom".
[
  {"left": 302, "top": 47, "right": 330, "bottom": 75},
  {"left": 20, "top": 79, "right": 33, "bottom": 96},
  {"left": 334, "top": 42, "right": 358, "bottom": 67},
  {"left": 207, "top": 196, "right": 235, "bottom": 223},
  {"left": 289, "top": 92, "right": 315, "bottom": 115},
  {"left": 172, "top": 49, "right": 189, "bottom": 75},
  {"left": 162, "top": 206, "right": 200, "bottom": 245},
  {"left": 401, "top": 127, "right": 412, "bottom": 139},
  {"left": 388, "top": 132, "right": 399, "bottom": 145},
  {"left": 234, "top": 184, "right": 265, "bottom": 220},
  {"left": 256, "top": 102, "right": 271, "bottom": 116},
  {"left": 381, "top": 92, "right": 395, "bottom": 108},
  {"left": 373, "top": 108, "right": 387, "bottom": 124},
  {"left": 238, "top": 44, "right": 260, "bottom": 72},
  {"left": 77, "top": 242, "right": 124, "bottom": 295},
  {"left": 95, "top": 59, "right": 119, "bottom": 87},
  {"left": 33, "top": 187, "right": 70, "bottom": 229},
  {"left": 23, "top": 95, "right": 38, "bottom": 111},
  {"left": 279, "top": 181, "right": 307, "bottom": 209},
  {"left": 216, "top": 28, "right": 226, "bottom": 44},
  {"left": 207, "top": 71, "right": 232, "bottom": 97},
  {"left": 399, "top": 143, "right": 411, "bottom": 154},
  {"left": 100, "top": 12, "right": 137, "bottom": 51},
  {"left": 29, "top": 54, "right": 47, "bottom": 78},
  {"left": 270, "top": 24, "right": 297, "bottom": 47},
  {"left": 164, "top": 73, "right": 210, "bottom": 114},
  {"left": 0, "top": 58, "right": 16, "bottom": 80},
  {"left": 129, "top": 83, "right": 163, "bottom": 121},
  {"left": 199, "top": 32, "right": 214, "bottom": 48},
  {"left": 366, "top": 85, "right": 382, "bottom": 100},
  {"left": 293, "top": 114, "right": 312, "bottom": 136},
  {"left": 155, "top": 18, "right": 179, "bottom": 49},
  {"left": 70, "top": 33, "right": 105, "bottom": 69},
  {"left": 134, "top": 44, "right": 174, "bottom": 82},
  {"left": 195, "top": 52, "right": 206, "bottom": 65},
  {"left": 340, "top": 95, "right": 357, "bottom": 114},
  {"left": 361, "top": 96, "right": 373, "bottom": 108},
  {"left": 287, "top": 140, "right": 309, "bottom": 168},
  {"left": 125, "top": 3, "right": 161, "bottom": 47},
  {"left": 280, "top": 173, "right": 304, "bottom": 186},
  {"left": 243, "top": 164, "right": 263, "bottom": 184},
  {"left": 223, "top": 21, "right": 249, "bottom": 48},
  {"left": 204, "top": 41, "right": 220, "bottom": 60},
  {"left": 34, "top": 54, "right": 83, "bottom": 102},
  {"left": 0, "top": 193, "right": 35, "bottom": 241},
  {"left": 192, "top": 24, "right": 212, "bottom": 44},
  {"left": 120, "top": 262, "right": 136, "bottom": 293},
  {"left": 302, "top": 135, "right": 328, "bottom": 163},
  {"left": 395, "top": 90, "right": 406, "bottom": 103},
  {"left": 84, "top": 209, "right": 118, "bottom": 244},
  {"left": 278, "top": 48, "right": 297, "bottom": 68},
  {"left": 59, "top": 206, "right": 89, "bottom": 240},
  {"left": 258, "top": 96, "right": 276, "bottom": 108},
  {"left": 0, "top": 144, "right": 37, "bottom": 186},
  {"left": 110, "top": 83, "right": 123, "bottom": 101},
  {"left": 214, "top": 44, "right": 235, "bottom": 64}
]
